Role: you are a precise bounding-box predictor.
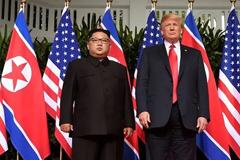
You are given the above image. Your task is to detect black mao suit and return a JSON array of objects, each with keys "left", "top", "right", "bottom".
[
  {"left": 136, "top": 43, "right": 210, "bottom": 159},
  {"left": 60, "top": 55, "right": 135, "bottom": 160}
]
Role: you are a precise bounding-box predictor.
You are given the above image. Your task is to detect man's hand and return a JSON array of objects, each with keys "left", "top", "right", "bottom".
[
  {"left": 124, "top": 127, "right": 134, "bottom": 138},
  {"left": 60, "top": 123, "right": 73, "bottom": 133},
  {"left": 139, "top": 111, "right": 151, "bottom": 129},
  {"left": 196, "top": 117, "right": 208, "bottom": 133}
]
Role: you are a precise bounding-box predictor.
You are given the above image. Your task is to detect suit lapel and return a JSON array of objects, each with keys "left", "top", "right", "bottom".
[
  {"left": 158, "top": 44, "right": 172, "bottom": 75},
  {"left": 179, "top": 45, "right": 189, "bottom": 80}
]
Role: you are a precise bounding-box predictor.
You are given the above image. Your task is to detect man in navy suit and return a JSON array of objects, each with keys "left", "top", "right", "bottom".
[{"left": 136, "top": 14, "right": 210, "bottom": 160}]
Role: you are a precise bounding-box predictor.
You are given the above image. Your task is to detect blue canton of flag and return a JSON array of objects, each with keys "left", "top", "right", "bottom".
[
  {"left": 51, "top": 9, "right": 81, "bottom": 81},
  {"left": 221, "top": 8, "right": 240, "bottom": 88},
  {"left": 136, "top": 10, "right": 163, "bottom": 68},
  {"left": 218, "top": 6, "right": 240, "bottom": 158}
]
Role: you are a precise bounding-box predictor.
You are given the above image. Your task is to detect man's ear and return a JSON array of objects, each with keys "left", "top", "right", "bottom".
[
  {"left": 87, "top": 42, "right": 90, "bottom": 50},
  {"left": 160, "top": 30, "right": 164, "bottom": 36}
]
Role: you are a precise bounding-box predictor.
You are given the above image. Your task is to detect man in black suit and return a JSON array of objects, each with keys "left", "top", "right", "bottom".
[
  {"left": 60, "top": 29, "right": 135, "bottom": 160},
  {"left": 136, "top": 14, "right": 210, "bottom": 160}
]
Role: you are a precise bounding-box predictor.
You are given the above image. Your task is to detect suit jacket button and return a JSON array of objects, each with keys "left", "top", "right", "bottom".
[{"left": 107, "top": 99, "right": 110, "bottom": 102}]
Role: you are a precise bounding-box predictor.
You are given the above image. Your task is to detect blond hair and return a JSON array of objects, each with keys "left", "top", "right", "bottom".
[{"left": 160, "top": 14, "right": 183, "bottom": 30}]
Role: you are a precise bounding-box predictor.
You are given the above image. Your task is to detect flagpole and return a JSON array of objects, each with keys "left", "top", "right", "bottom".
[
  {"left": 16, "top": 2, "right": 28, "bottom": 159},
  {"left": 59, "top": 1, "right": 71, "bottom": 158},
  {"left": 151, "top": 0, "right": 157, "bottom": 11},
  {"left": 107, "top": 0, "right": 113, "bottom": 8},
  {"left": 20, "top": 0, "right": 27, "bottom": 13},
  {"left": 58, "top": 1, "right": 72, "bottom": 159},
  {"left": 188, "top": 0, "right": 194, "bottom": 10}
]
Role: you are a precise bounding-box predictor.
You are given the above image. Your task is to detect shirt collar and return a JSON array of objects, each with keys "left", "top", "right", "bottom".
[
  {"left": 164, "top": 40, "right": 180, "bottom": 50},
  {"left": 87, "top": 55, "right": 110, "bottom": 66}
]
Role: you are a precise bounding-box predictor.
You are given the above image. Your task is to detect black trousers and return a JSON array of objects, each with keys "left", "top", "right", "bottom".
[
  {"left": 72, "top": 135, "right": 124, "bottom": 160},
  {"left": 146, "top": 102, "right": 196, "bottom": 160}
]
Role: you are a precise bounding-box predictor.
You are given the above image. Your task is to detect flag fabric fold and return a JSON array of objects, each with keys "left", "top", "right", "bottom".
[
  {"left": 0, "top": 84, "right": 8, "bottom": 155},
  {"left": 218, "top": 6, "right": 240, "bottom": 158},
  {"left": 181, "top": 7, "right": 231, "bottom": 160},
  {"left": 100, "top": 6, "right": 139, "bottom": 160},
  {"left": 43, "top": 6, "right": 81, "bottom": 158},
  {"left": 1, "top": 8, "right": 50, "bottom": 160}
]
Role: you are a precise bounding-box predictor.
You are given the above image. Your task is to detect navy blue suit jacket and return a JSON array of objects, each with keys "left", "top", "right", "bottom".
[{"left": 136, "top": 44, "right": 210, "bottom": 132}]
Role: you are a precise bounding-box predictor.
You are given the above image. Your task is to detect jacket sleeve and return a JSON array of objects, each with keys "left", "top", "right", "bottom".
[
  {"left": 136, "top": 49, "right": 149, "bottom": 116},
  {"left": 59, "top": 62, "right": 76, "bottom": 125},
  {"left": 123, "top": 67, "right": 135, "bottom": 129},
  {"left": 197, "top": 51, "right": 210, "bottom": 122}
]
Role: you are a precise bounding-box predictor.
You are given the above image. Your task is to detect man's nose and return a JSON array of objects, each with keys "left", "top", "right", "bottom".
[
  {"left": 170, "top": 25, "right": 174, "bottom": 30},
  {"left": 97, "top": 40, "right": 103, "bottom": 45}
]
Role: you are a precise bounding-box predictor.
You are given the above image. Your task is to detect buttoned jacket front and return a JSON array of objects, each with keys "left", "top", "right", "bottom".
[{"left": 60, "top": 56, "right": 135, "bottom": 138}]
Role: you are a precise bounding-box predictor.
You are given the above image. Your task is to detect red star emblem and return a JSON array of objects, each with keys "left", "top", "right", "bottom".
[{"left": 3, "top": 60, "right": 28, "bottom": 90}]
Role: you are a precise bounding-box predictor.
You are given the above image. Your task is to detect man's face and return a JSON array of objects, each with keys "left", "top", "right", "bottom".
[
  {"left": 161, "top": 18, "right": 182, "bottom": 44},
  {"left": 87, "top": 32, "right": 111, "bottom": 59}
]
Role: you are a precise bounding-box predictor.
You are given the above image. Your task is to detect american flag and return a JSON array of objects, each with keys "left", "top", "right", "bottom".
[
  {"left": 42, "top": 6, "right": 81, "bottom": 158},
  {"left": 100, "top": 6, "right": 139, "bottom": 160},
  {"left": 218, "top": 6, "right": 240, "bottom": 158},
  {"left": 133, "top": 9, "right": 162, "bottom": 160},
  {"left": 133, "top": 9, "right": 163, "bottom": 143},
  {"left": 182, "top": 6, "right": 231, "bottom": 160},
  {"left": 0, "top": 84, "right": 7, "bottom": 155}
]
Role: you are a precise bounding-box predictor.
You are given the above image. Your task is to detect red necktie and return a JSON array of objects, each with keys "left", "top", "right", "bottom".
[{"left": 169, "top": 45, "right": 178, "bottom": 103}]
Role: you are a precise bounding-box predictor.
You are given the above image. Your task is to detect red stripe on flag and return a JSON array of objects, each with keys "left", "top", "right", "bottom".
[
  {"left": 219, "top": 80, "right": 240, "bottom": 113},
  {"left": 220, "top": 100, "right": 240, "bottom": 136},
  {"left": 228, "top": 130, "right": 240, "bottom": 157},
  {"left": 0, "top": 145, "right": 5, "bottom": 155},
  {"left": 0, "top": 119, "right": 6, "bottom": 138},
  {"left": 126, "top": 133, "right": 139, "bottom": 153},
  {"left": 108, "top": 40, "right": 126, "bottom": 66},
  {"left": 44, "top": 67, "right": 60, "bottom": 84},
  {"left": 43, "top": 83, "right": 58, "bottom": 103},
  {"left": 45, "top": 102, "right": 56, "bottom": 120},
  {"left": 55, "top": 127, "right": 72, "bottom": 158},
  {"left": 136, "top": 123, "right": 145, "bottom": 143}
]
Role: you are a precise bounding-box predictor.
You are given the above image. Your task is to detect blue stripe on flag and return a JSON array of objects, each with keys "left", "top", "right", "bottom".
[
  {"left": 123, "top": 143, "right": 139, "bottom": 160},
  {"left": 101, "top": 9, "right": 122, "bottom": 45},
  {"left": 197, "top": 133, "right": 230, "bottom": 160},
  {"left": 15, "top": 10, "right": 34, "bottom": 50},
  {"left": 4, "top": 105, "right": 39, "bottom": 160},
  {"left": 184, "top": 12, "right": 202, "bottom": 44}
]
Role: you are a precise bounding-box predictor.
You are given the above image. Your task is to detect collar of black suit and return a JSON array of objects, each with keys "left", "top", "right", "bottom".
[{"left": 87, "top": 55, "right": 110, "bottom": 67}]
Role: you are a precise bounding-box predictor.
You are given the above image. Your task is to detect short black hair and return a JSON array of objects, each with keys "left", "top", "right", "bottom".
[{"left": 88, "top": 29, "right": 111, "bottom": 40}]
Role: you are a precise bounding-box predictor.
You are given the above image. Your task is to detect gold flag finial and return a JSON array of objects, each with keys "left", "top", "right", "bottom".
[
  {"left": 151, "top": 0, "right": 157, "bottom": 10},
  {"left": 188, "top": 0, "right": 194, "bottom": 10},
  {"left": 21, "top": 0, "right": 27, "bottom": 11},
  {"left": 230, "top": 0, "right": 236, "bottom": 7},
  {"left": 107, "top": 0, "right": 113, "bottom": 8},
  {"left": 65, "top": 0, "right": 71, "bottom": 7}
]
